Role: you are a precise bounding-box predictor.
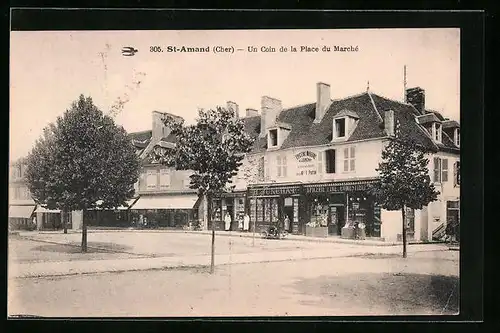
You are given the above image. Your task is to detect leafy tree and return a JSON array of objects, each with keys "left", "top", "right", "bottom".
[
  {"left": 370, "top": 120, "right": 439, "bottom": 258},
  {"left": 25, "top": 95, "right": 140, "bottom": 252},
  {"left": 154, "top": 107, "right": 254, "bottom": 273}
]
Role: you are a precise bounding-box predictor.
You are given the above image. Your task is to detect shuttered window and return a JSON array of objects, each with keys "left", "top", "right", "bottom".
[{"left": 441, "top": 159, "right": 448, "bottom": 182}]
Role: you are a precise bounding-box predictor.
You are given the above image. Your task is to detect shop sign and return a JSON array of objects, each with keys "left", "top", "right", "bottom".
[
  {"left": 249, "top": 186, "right": 301, "bottom": 197},
  {"left": 306, "top": 181, "right": 378, "bottom": 193},
  {"left": 295, "top": 150, "right": 317, "bottom": 176}
]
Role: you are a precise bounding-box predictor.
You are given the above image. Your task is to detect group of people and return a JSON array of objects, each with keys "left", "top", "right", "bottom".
[
  {"left": 224, "top": 212, "right": 250, "bottom": 231},
  {"left": 223, "top": 212, "right": 291, "bottom": 232}
]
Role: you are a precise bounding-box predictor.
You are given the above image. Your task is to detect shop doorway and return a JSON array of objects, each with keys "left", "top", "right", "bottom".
[
  {"left": 329, "top": 204, "right": 345, "bottom": 235},
  {"left": 283, "top": 206, "right": 293, "bottom": 232},
  {"left": 226, "top": 202, "right": 235, "bottom": 231}
]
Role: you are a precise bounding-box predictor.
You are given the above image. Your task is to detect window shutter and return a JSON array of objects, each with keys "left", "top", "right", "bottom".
[
  {"left": 282, "top": 155, "right": 287, "bottom": 177},
  {"left": 344, "top": 148, "right": 349, "bottom": 159},
  {"left": 276, "top": 155, "right": 281, "bottom": 177},
  {"left": 456, "top": 161, "right": 460, "bottom": 186},
  {"left": 350, "top": 147, "right": 355, "bottom": 159},
  {"left": 317, "top": 151, "right": 323, "bottom": 174},
  {"left": 160, "top": 169, "right": 171, "bottom": 189},
  {"left": 350, "top": 159, "right": 355, "bottom": 172},
  {"left": 433, "top": 157, "right": 441, "bottom": 182},
  {"left": 441, "top": 159, "right": 448, "bottom": 182}
]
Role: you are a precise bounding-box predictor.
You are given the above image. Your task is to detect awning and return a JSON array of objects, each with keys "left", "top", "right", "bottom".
[
  {"left": 9, "top": 205, "right": 36, "bottom": 218},
  {"left": 93, "top": 199, "right": 138, "bottom": 210},
  {"left": 132, "top": 194, "right": 199, "bottom": 210},
  {"left": 35, "top": 206, "right": 61, "bottom": 213}
]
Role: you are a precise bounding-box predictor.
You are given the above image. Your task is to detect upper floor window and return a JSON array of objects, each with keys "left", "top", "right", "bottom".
[
  {"left": 325, "top": 149, "right": 336, "bottom": 174},
  {"left": 159, "top": 169, "right": 171, "bottom": 189},
  {"left": 276, "top": 155, "right": 287, "bottom": 178},
  {"left": 433, "top": 157, "right": 448, "bottom": 183},
  {"left": 454, "top": 128, "right": 460, "bottom": 147},
  {"left": 269, "top": 129, "right": 278, "bottom": 147},
  {"left": 343, "top": 147, "right": 355, "bottom": 172},
  {"left": 432, "top": 123, "right": 442, "bottom": 143},
  {"left": 317, "top": 151, "right": 323, "bottom": 174},
  {"left": 334, "top": 118, "right": 346, "bottom": 138},
  {"left": 146, "top": 169, "right": 157, "bottom": 189}
]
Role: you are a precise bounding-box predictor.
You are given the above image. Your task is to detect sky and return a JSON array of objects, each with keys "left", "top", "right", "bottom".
[{"left": 10, "top": 28, "right": 460, "bottom": 161}]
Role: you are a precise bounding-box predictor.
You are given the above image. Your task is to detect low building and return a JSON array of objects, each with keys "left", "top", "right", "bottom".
[{"left": 8, "top": 158, "right": 37, "bottom": 230}]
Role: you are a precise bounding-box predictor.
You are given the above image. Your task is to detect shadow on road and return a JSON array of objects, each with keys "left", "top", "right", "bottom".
[
  {"left": 32, "top": 242, "right": 133, "bottom": 254},
  {"left": 290, "top": 272, "right": 459, "bottom": 315}
]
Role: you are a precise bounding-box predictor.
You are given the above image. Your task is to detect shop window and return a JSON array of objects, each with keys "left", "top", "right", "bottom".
[
  {"left": 325, "top": 149, "right": 336, "bottom": 173},
  {"left": 343, "top": 147, "right": 355, "bottom": 172},
  {"left": 269, "top": 129, "right": 278, "bottom": 147}
]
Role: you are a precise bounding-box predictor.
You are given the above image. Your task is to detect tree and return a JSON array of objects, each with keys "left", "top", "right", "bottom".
[
  {"left": 154, "top": 107, "right": 254, "bottom": 273},
  {"left": 25, "top": 95, "right": 140, "bottom": 252},
  {"left": 370, "top": 120, "right": 439, "bottom": 258}
]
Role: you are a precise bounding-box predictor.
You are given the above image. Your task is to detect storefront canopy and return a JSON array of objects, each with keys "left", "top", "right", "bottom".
[
  {"left": 9, "top": 205, "right": 35, "bottom": 218},
  {"left": 132, "top": 195, "right": 199, "bottom": 210},
  {"left": 35, "top": 206, "right": 61, "bottom": 213},
  {"left": 93, "top": 199, "right": 139, "bottom": 210}
]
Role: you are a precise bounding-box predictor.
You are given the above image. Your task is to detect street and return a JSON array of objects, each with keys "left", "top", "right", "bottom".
[{"left": 8, "top": 232, "right": 459, "bottom": 317}]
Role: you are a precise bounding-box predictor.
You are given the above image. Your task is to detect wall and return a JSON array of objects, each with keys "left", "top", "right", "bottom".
[
  {"left": 426, "top": 151, "right": 460, "bottom": 238},
  {"left": 138, "top": 165, "right": 193, "bottom": 193},
  {"left": 240, "top": 139, "right": 385, "bottom": 185}
]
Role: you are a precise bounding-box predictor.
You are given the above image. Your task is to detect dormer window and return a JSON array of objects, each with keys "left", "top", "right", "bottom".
[
  {"left": 268, "top": 129, "right": 278, "bottom": 147},
  {"left": 332, "top": 109, "right": 359, "bottom": 141},
  {"left": 335, "top": 118, "right": 346, "bottom": 138},
  {"left": 432, "top": 123, "right": 442, "bottom": 143},
  {"left": 454, "top": 128, "right": 460, "bottom": 147}
]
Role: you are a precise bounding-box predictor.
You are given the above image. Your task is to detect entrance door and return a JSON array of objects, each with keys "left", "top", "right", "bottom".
[
  {"left": 283, "top": 206, "right": 293, "bottom": 232},
  {"left": 329, "top": 205, "right": 345, "bottom": 235},
  {"left": 226, "top": 202, "right": 235, "bottom": 231}
]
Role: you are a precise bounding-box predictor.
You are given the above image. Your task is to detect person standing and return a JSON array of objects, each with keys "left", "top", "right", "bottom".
[
  {"left": 238, "top": 214, "right": 243, "bottom": 231},
  {"left": 284, "top": 215, "right": 290, "bottom": 232},
  {"left": 224, "top": 212, "right": 232, "bottom": 231},
  {"left": 243, "top": 213, "right": 250, "bottom": 232}
]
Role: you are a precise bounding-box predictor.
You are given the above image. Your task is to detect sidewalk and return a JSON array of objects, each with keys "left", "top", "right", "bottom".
[{"left": 19, "top": 228, "right": 421, "bottom": 247}]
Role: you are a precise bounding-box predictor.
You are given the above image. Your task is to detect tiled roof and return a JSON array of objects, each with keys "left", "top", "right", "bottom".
[
  {"left": 416, "top": 113, "right": 441, "bottom": 124},
  {"left": 243, "top": 92, "right": 452, "bottom": 154},
  {"left": 129, "top": 130, "right": 152, "bottom": 142},
  {"left": 442, "top": 120, "right": 460, "bottom": 129}
]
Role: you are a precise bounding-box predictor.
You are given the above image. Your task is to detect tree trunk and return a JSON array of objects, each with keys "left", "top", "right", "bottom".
[
  {"left": 63, "top": 210, "right": 68, "bottom": 234},
  {"left": 81, "top": 210, "right": 88, "bottom": 253},
  {"left": 401, "top": 206, "right": 407, "bottom": 258},
  {"left": 208, "top": 195, "right": 215, "bottom": 274}
]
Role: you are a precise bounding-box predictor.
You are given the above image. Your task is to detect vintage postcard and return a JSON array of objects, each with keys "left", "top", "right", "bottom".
[{"left": 9, "top": 23, "right": 461, "bottom": 318}]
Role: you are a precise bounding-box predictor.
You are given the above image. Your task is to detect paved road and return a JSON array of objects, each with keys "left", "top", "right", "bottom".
[{"left": 8, "top": 252, "right": 459, "bottom": 317}]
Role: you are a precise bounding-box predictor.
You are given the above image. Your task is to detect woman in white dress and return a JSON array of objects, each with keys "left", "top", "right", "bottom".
[
  {"left": 243, "top": 214, "right": 250, "bottom": 231},
  {"left": 224, "top": 212, "right": 232, "bottom": 231}
]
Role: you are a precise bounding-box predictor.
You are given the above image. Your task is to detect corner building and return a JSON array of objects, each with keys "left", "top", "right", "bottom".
[{"left": 215, "top": 83, "right": 460, "bottom": 242}]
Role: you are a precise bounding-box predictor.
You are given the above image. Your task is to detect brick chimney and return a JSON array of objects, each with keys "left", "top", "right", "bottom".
[
  {"left": 406, "top": 87, "right": 425, "bottom": 114},
  {"left": 314, "top": 82, "right": 331, "bottom": 123},
  {"left": 226, "top": 101, "right": 239, "bottom": 118},
  {"left": 384, "top": 109, "right": 395, "bottom": 136},
  {"left": 260, "top": 96, "right": 282, "bottom": 137},
  {"left": 246, "top": 108, "right": 259, "bottom": 117}
]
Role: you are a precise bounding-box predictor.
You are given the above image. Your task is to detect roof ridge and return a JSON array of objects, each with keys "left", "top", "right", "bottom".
[
  {"left": 330, "top": 91, "right": 368, "bottom": 102},
  {"left": 367, "top": 91, "right": 384, "bottom": 123}
]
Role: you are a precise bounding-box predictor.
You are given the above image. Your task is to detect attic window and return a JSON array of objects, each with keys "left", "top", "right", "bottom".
[
  {"left": 454, "top": 128, "right": 460, "bottom": 147},
  {"left": 432, "top": 123, "right": 442, "bottom": 143},
  {"left": 269, "top": 129, "right": 278, "bottom": 147},
  {"left": 335, "top": 118, "right": 346, "bottom": 138}
]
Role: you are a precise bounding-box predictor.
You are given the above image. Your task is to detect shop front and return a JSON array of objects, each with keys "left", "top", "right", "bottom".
[
  {"left": 8, "top": 204, "right": 36, "bottom": 230},
  {"left": 247, "top": 183, "right": 303, "bottom": 234},
  {"left": 210, "top": 191, "right": 247, "bottom": 231},
  {"left": 303, "top": 178, "right": 382, "bottom": 238},
  {"left": 131, "top": 194, "right": 200, "bottom": 228}
]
